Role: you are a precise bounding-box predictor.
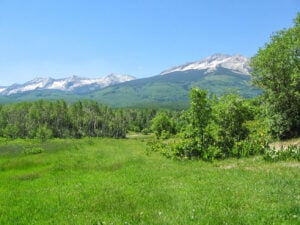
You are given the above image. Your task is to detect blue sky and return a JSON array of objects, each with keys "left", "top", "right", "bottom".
[{"left": 0, "top": 0, "right": 299, "bottom": 85}]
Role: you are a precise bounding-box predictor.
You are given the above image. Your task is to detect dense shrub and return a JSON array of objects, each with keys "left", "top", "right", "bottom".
[
  {"left": 149, "top": 88, "right": 272, "bottom": 161},
  {"left": 24, "top": 147, "right": 45, "bottom": 155},
  {"left": 151, "top": 112, "right": 176, "bottom": 139}
]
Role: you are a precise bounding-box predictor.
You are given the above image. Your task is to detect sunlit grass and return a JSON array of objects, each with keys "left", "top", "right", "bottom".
[{"left": 0, "top": 138, "right": 299, "bottom": 224}]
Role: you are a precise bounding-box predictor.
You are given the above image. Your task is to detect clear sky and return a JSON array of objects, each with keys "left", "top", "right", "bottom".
[{"left": 0, "top": 0, "right": 299, "bottom": 86}]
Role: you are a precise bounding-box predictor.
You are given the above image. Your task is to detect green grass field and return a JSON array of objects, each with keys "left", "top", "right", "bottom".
[{"left": 0, "top": 137, "right": 299, "bottom": 225}]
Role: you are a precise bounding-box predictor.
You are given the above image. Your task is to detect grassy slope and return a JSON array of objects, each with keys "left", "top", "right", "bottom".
[
  {"left": 0, "top": 138, "right": 299, "bottom": 225},
  {"left": 88, "top": 69, "right": 262, "bottom": 107}
]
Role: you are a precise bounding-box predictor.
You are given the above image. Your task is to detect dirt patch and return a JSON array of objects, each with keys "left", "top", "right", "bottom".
[
  {"left": 220, "top": 164, "right": 237, "bottom": 169},
  {"left": 270, "top": 138, "right": 300, "bottom": 150},
  {"left": 282, "top": 162, "right": 300, "bottom": 168},
  {"left": 17, "top": 172, "right": 41, "bottom": 181}
]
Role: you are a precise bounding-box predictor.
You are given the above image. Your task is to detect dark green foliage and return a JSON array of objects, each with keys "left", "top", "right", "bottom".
[{"left": 251, "top": 13, "right": 300, "bottom": 139}]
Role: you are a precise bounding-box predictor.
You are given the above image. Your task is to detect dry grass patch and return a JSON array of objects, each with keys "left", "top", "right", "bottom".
[{"left": 270, "top": 138, "right": 300, "bottom": 150}]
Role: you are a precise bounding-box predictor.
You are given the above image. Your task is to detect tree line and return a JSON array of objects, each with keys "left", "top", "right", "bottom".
[{"left": 0, "top": 100, "right": 158, "bottom": 139}]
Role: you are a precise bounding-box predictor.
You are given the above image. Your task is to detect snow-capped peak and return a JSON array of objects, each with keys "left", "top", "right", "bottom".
[
  {"left": 160, "top": 54, "right": 251, "bottom": 75},
  {"left": 0, "top": 74, "right": 136, "bottom": 96}
]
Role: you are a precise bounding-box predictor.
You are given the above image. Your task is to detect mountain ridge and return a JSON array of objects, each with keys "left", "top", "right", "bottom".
[
  {"left": 160, "top": 54, "right": 251, "bottom": 75},
  {"left": 0, "top": 74, "right": 135, "bottom": 96}
]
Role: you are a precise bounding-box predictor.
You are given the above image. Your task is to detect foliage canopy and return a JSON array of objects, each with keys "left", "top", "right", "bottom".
[{"left": 251, "top": 13, "right": 300, "bottom": 139}]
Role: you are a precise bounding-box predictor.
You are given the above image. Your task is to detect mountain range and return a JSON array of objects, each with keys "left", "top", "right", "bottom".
[
  {"left": 0, "top": 54, "right": 262, "bottom": 108},
  {"left": 0, "top": 74, "right": 135, "bottom": 96}
]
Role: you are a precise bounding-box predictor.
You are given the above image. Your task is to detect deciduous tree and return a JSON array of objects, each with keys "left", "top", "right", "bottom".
[{"left": 251, "top": 13, "right": 300, "bottom": 139}]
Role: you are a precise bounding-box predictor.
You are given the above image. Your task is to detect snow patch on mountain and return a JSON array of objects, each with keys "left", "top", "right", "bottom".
[
  {"left": 160, "top": 54, "right": 251, "bottom": 75},
  {"left": 0, "top": 87, "right": 6, "bottom": 94}
]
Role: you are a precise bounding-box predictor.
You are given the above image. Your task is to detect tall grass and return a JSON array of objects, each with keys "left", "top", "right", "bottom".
[{"left": 0, "top": 137, "right": 299, "bottom": 224}]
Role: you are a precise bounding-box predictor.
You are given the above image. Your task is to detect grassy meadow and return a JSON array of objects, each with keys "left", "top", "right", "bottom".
[{"left": 0, "top": 137, "right": 299, "bottom": 225}]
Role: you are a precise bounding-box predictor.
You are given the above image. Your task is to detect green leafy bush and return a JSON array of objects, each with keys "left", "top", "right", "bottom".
[
  {"left": 24, "top": 147, "right": 45, "bottom": 155},
  {"left": 141, "top": 128, "right": 150, "bottom": 135},
  {"left": 151, "top": 112, "right": 176, "bottom": 139}
]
